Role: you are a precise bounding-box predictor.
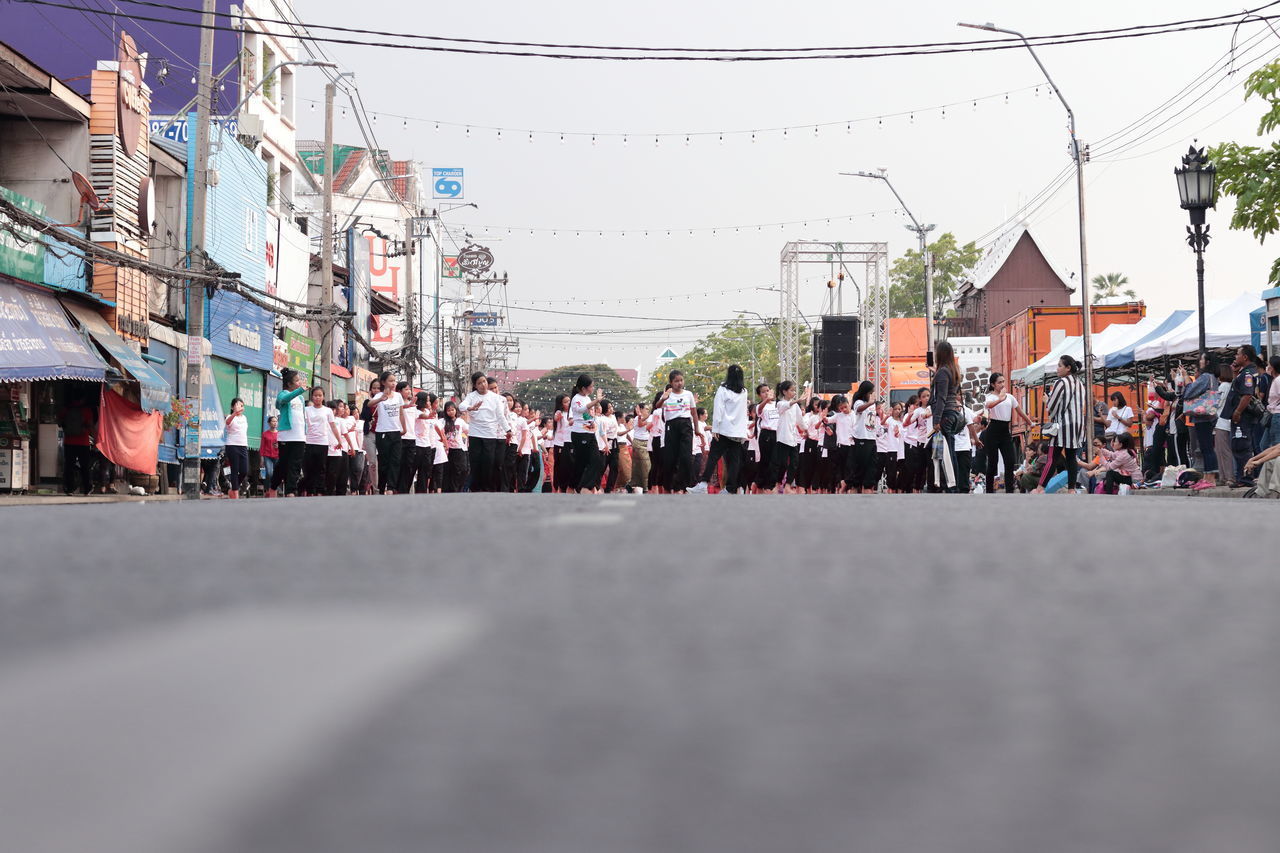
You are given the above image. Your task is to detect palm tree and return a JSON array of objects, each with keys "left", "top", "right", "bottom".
[{"left": 1091, "top": 272, "right": 1137, "bottom": 304}]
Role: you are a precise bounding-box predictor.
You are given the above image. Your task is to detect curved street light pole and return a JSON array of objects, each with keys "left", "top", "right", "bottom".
[{"left": 959, "top": 20, "right": 1094, "bottom": 398}]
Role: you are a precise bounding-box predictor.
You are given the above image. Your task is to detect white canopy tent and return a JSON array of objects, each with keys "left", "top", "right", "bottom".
[
  {"left": 1012, "top": 316, "right": 1166, "bottom": 385},
  {"left": 1132, "top": 292, "right": 1261, "bottom": 362}
]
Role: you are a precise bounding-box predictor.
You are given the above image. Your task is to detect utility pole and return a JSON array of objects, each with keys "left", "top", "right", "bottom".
[
  {"left": 317, "top": 82, "right": 335, "bottom": 395},
  {"left": 403, "top": 214, "right": 416, "bottom": 387},
  {"left": 183, "top": 0, "right": 216, "bottom": 500}
]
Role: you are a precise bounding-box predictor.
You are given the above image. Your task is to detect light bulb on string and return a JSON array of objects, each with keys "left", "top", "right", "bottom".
[
  {"left": 814, "top": 126, "right": 819, "bottom": 136},
  {"left": 341, "top": 106, "right": 347, "bottom": 118},
  {"left": 685, "top": 135, "right": 690, "bottom": 146},
  {"left": 497, "top": 129, "right": 502, "bottom": 141},
  {"left": 591, "top": 135, "right": 596, "bottom": 146},
  {"left": 846, "top": 123, "right": 851, "bottom": 134},
  {"left": 878, "top": 118, "right": 882, "bottom": 129},
  {"left": 434, "top": 122, "right": 440, "bottom": 132},
  {"left": 528, "top": 131, "right": 534, "bottom": 143},
  {"left": 372, "top": 113, "right": 377, "bottom": 123},
  {"left": 783, "top": 128, "right": 788, "bottom": 140},
  {"left": 560, "top": 134, "right": 564, "bottom": 144},
  {"left": 972, "top": 101, "right": 977, "bottom": 111},
  {"left": 309, "top": 102, "right": 315, "bottom": 112},
  {"left": 466, "top": 127, "right": 470, "bottom": 138},
  {"left": 909, "top": 113, "right": 913, "bottom": 124},
  {"left": 623, "top": 135, "right": 628, "bottom": 146},
  {"left": 402, "top": 119, "right": 407, "bottom": 129},
  {"left": 719, "top": 133, "right": 723, "bottom": 145},
  {"left": 941, "top": 108, "right": 946, "bottom": 120},
  {"left": 654, "top": 136, "right": 659, "bottom": 147},
  {"left": 751, "top": 132, "right": 756, "bottom": 143}
]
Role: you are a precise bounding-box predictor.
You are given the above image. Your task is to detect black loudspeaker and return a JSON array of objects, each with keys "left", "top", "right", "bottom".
[{"left": 815, "top": 315, "right": 859, "bottom": 392}]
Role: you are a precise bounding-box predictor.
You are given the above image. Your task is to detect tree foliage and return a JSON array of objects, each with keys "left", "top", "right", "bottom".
[
  {"left": 644, "top": 318, "right": 811, "bottom": 415},
  {"left": 885, "top": 232, "right": 982, "bottom": 317},
  {"left": 1209, "top": 60, "right": 1280, "bottom": 284},
  {"left": 510, "top": 363, "right": 642, "bottom": 418},
  {"left": 1091, "top": 272, "right": 1136, "bottom": 304}
]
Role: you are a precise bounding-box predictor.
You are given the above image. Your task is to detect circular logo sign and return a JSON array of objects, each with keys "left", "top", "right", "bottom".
[{"left": 457, "top": 244, "right": 495, "bottom": 276}]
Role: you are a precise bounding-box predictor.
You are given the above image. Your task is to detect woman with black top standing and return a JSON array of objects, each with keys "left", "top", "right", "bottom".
[
  {"left": 928, "top": 341, "right": 965, "bottom": 493},
  {"left": 982, "top": 372, "right": 1033, "bottom": 494},
  {"left": 655, "top": 369, "right": 699, "bottom": 493},
  {"left": 1038, "top": 355, "right": 1087, "bottom": 492}
]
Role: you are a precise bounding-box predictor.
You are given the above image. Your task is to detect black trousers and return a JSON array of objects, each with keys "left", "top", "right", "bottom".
[
  {"left": 578, "top": 443, "right": 605, "bottom": 491},
  {"left": 271, "top": 440, "right": 305, "bottom": 495},
  {"left": 602, "top": 445, "right": 620, "bottom": 492},
  {"left": 571, "top": 432, "right": 598, "bottom": 490},
  {"left": 755, "top": 428, "right": 777, "bottom": 488},
  {"left": 63, "top": 444, "right": 94, "bottom": 494},
  {"left": 664, "top": 418, "right": 695, "bottom": 492},
  {"left": 1043, "top": 445, "right": 1080, "bottom": 491},
  {"left": 877, "top": 452, "right": 898, "bottom": 491},
  {"left": 469, "top": 437, "right": 504, "bottom": 492},
  {"left": 955, "top": 449, "right": 972, "bottom": 493},
  {"left": 769, "top": 441, "right": 800, "bottom": 488},
  {"left": 984, "top": 420, "right": 1017, "bottom": 493},
  {"left": 832, "top": 445, "right": 851, "bottom": 489},
  {"left": 445, "top": 447, "right": 469, "bottom": 492},
  {"left": 797, "top": 438, "right": 819, "bottom": 488},
  {"left": 1104, "top": 471, "right": 1134, "bottom": 494},
  {"left": 226, "top": 445, "right": 249, "bottom": 492},
  {"left": 375, "top": 431, "right": 401, "bottom": 493},
  {"left": 553, "top": 445, "right": 572, "bottom": 492},
  {"left": 648, "top": 436, "right": 664, "bottom": 490},
  {"left": 302, "top": 444, "right": 328, "bottom": 495},
  {"left": 326, "top": 454, "right": 348, "bottom": 496},
  {"left": 850, "top": 439, "right": 877, "bottom": 490},
  {"left": 711, "top": 437, "right": 745, "bottom": 493},
  {"left": 399, "top": 440, "right": 419, "bottom": 494},
  {"left": 502, "top": 443, "right": 519, "bottom": 492}
]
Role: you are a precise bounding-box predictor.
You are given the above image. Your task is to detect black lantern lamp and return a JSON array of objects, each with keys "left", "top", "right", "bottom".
[{"left": 1175, "top": 145, "right": 1217, "bottom": 356}]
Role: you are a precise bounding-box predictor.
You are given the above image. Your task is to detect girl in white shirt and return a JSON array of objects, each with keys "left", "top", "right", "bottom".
[
  {"left": 647, "top": 389, "right": 668, "bottom": 494},
  {"left": 848, "top": 380, "right": 879, "bottom": 494},
  {"left": 597, "top": 399, "right": 621, "bottom": 493},
  {"left": 461, "top": 371, "right": 509, "bottom": 492},
  {"left": 1106, "top": 391, "right": 1135, "bottom": 437},
  {"left": 982, "top": 372, "right": 1033, "bottom": 494},
  {"left": 769, "top": 379, "right": 812, "bottom": 493},
  {"left": 325, "top": 400, "right": 357, "bottom": 496},
  {"left": 223, "top": 397, "right": 249, "bottom": 499},
  {"left": 441, "top": 400, "right": 470, "bottom": 493},
  {"left": 876, "top": 402, "right": 903, "bottom": 494},
  {"left": 551, "top": 394, "right": 572, "bottom": 493},
  {"left": 655, "top": 369, "right": 699, "bottom": 493},
  {"left": 692, "top": 364, "right": 749, "bottom": 494},
  {"left": 901, "top": 389, "right": 932, "bottom": 493},
  {"left": 568, "top": 373, "right": 604, "bottom": 493},
  {"left": 303, "top": 386, "right": 340, "bottom": 496}
]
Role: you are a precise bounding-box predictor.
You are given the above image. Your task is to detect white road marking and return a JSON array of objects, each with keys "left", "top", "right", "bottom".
[
  {"left": 0, "top": 607, "right": 481, "bottom": 853},
  {"left": 546, "top": 512, "right": 623, "bottom": 526}
]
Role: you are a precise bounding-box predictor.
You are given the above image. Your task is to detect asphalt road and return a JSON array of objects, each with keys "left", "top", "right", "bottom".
[{"left": 2, "top": 493, "right": 1278, "bottom": 853}]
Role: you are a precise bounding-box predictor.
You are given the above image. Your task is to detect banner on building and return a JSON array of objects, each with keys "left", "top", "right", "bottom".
[
  {"left": 0, "top": 187, "right": 46, "bottom": 283},
  {"left": 351, "top": 231, "right": 403, "bottom": 353},
  {"left": 284, "top": 328, "right": 317, "bottom": 385},
  {"left": 441, "top": 255, "right": 460, "bottom": 278}
]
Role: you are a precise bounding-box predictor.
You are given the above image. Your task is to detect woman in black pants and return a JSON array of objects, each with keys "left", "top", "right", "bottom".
[
  {"left": 982, "top": 372, "right": 1033, "bottom": 493},
  {"left": 569, "top": 373, "right": 603, "bottom": 493}
]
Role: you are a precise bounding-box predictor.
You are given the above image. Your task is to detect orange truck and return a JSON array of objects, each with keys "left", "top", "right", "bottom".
[{"left": 991, "top": 303, "right": 1146, "bottom": 439}]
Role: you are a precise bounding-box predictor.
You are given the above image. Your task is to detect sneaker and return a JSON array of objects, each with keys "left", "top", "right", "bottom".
[{"left": 688, "top": 482, "right": 708, "bottom": 494}]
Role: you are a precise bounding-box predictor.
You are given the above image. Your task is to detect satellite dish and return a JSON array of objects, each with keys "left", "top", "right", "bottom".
[
  {"left": 72, "top": 171, "right": 102, "bottom": 211},
  {"left": 54, "top": 172, "right": 104, "bottom": 227}
]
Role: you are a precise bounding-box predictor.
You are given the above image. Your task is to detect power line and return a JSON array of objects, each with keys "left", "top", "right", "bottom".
[
  {"left": 14, "top": 0, "right": 1280, "bottom": 61},
  {"left": 75, "top": 0, "right": 1280, "bottom": 55}
]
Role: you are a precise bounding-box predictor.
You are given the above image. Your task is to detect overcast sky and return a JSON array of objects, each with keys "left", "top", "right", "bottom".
[{"left": 295, "top": 0, "right": 1280, "bottom": 375}]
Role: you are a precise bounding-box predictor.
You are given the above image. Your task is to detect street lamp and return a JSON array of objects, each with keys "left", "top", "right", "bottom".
[
  {"left": 1174, "top": 145, "right": 1217, "bottom": 357},
  {"left": 840, "top": 170, "right": 935, "bottom": 349}
]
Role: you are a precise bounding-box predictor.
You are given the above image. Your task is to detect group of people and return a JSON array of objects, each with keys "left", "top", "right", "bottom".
[{"left": 214, "top": 340, "right": 1280, "bottom": 499}]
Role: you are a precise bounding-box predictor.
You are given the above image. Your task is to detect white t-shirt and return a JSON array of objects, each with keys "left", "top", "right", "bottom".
[
  {"left": 693, "top": 422, "right": 710, "bottom": 455},
  {"left": 711, "top": 386, "right": 748, "bottom": 438},
  {"left": 886, "top": 417, "right": 906, "bottom": 459},
  {"left": 224, "top": 413, "right": 248, "bottom": 447},
  {"left": 827, "top": 411, "right": 856, "bottom": 446},
  {"left": 414, "top": 411, "right": 439, "bottom": 449},
  {"left": 328, "top": 413, "right": 350, "bottom": 457},
  {"left": 875, "top": 416, "right": 894, "bottom": 453},
  {"left": 569, "top": 394, "right": 596, "bottom": 434},
  {"left": 373, "top": 392, "right": 403, "bottom": 434},
  {"left": 851, "top": 401, "right": 877, "bottom": 441},
  {"left": 775, "top": 398, "right": 802, "bottom": 447},
  {"left": 663, "top": 389, "right": 696, "bottom": 421},
  {"left": 462, "top": 390, "right": 507, "bottom": 440},
  {"left": 553, "top": 410, "right": 571, "bottom": 445},
  {"left": 517, "top": 416, "right": 532, "bottom": 454},
  {"left": 279, "top": 392, "right": 306, "bottom": 443},
  {"left": 304, "top": 404, "right": 335, "bottom": 445},
  {"left": 647, "top": 410, "right": 665, "bottom": 442},
  {"left": 401, "top": 404, "right": 420, "bottom": 441},
  {"left": 445, "top": 418, "right": 468, "bottom": 450},
  {"left": 631, "top": 414, "right": 649, "bottom": 441},
  {"left": 758, "top": 400, "right": 779, "bottom": 431},
  {"left": 1106, "top": 406, "right": 1134, "bottom": 436},
  {"left": 341, "top": 415, "right": 359, "bottom": 453},
  {"left": 507, "top": 410, "right": 522, "bottom": 445},
  {"left": 985, "top": 392, "right": 1019, "bottom": 422},
  {"left": 953, "top": 408, "right": 976, "bottom": 452}
]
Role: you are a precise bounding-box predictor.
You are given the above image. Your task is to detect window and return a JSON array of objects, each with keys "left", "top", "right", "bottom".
[{"left": 261, "top": 44, "right": 277, "bottom": 104}]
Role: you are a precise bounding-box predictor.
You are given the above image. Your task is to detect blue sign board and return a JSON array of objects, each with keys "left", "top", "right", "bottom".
[
  {"left": 149, "top": 116, "right": 238, "bottom": 144},
  {"left": 468, "top": 312, "right": 499, "bottom": 327},
  {"left": 199, "top": 356, "right": 225, "bottom": 459},
  {"left": 208, "top": 290, "right": 274, "bottom": 371},
  {"left": 432, "top": 167, "right": 464, "bottom": 199}
]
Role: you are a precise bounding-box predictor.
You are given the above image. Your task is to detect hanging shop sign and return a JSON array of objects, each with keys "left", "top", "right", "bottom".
[
  {"left": 432, "top": 167, "right": 464, "bottom": 199},
  {"left": 457, "top": 244, "right": 495, "bottom": 277},
  {"left": 116, "top": 32, "right": 147, "bottom": 159},
  {"left": 352, "top": 232, "right": 403, "bottom": 352},
  {"left": 208, "top": 290, "right": 274, "bottom": 372},
  {"left": 284, "top": 328, "right": 316, "bottom": 385},
  {"left": 0, "top": 187, "right": 45, "bottom": 284},
  {"left": 467, "top": 312, "right": 500, "bottom": 327},
  {"left": 441, "top": 255, "right": 460, "bottom": 278}
]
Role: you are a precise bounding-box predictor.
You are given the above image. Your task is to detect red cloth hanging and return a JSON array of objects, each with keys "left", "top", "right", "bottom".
[{"left": 96, "top": 388, "right": 162, "bottom": 473}]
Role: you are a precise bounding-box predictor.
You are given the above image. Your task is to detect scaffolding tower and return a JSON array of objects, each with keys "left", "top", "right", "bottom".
[{"left": 779, "top": 241, "right": 890, "bottom": 392}]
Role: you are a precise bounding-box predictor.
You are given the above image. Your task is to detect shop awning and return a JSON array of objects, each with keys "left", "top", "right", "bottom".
[
  {"left": 0, "top": 279, "right": 107, "bottom": 382},
  {"left": 63, "top": 302, "right": 172, "bottom": 413}
]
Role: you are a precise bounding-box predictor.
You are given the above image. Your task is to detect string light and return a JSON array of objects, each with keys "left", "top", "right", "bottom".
[{"left": 295, "top": 82, "right": 1037, "bottom": 147}]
